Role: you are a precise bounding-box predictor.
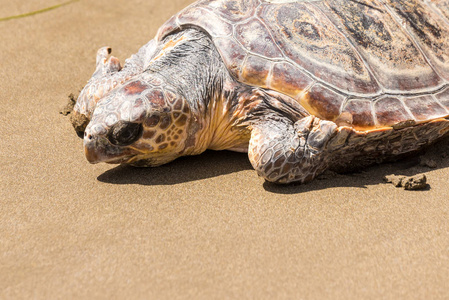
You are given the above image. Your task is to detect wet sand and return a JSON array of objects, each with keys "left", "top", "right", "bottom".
[{"left": 1, "top": 0, "right": 448, "bottom": 298}]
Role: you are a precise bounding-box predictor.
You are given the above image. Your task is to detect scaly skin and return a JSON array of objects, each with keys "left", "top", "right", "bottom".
[
  {"left": 248, "top": 115, "right": 338, "bottom": 184},
  {"left": 70, "top": 0, "right": 449, "bottom": 185},
  {"left": 249, "top": 113, "right": 449, "bottom": 184},
  {"left": 83, "top": 72, "right": 194, "bottom": 167},
  {"left": 73, "top": 28, "right": 449, "bottom": 184}
]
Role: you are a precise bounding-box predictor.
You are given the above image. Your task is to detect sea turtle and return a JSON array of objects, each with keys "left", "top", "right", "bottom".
[{"left": 71, "top": 0, "right": 449, "bottom": 184}]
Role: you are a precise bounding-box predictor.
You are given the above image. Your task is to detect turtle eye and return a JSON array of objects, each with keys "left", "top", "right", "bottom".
[{"left": 107, "top": 121, "right": 143, "bottom": 146}]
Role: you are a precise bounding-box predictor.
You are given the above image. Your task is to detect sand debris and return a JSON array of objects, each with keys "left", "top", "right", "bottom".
[{"left": 383, "top": 174, "right": 427, "bottom": 190}]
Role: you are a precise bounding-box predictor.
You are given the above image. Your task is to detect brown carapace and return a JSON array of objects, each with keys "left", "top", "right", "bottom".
[{"left": 72, "top": 0, "right": 449, "bottom": 184}]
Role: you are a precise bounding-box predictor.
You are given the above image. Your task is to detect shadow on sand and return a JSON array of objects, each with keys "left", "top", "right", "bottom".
[
  {"left": 97, "top": 139, "right": 449, "bottom": 194},
  {"left": 97, "top": 150, "right": 253, "bottom": 185}
]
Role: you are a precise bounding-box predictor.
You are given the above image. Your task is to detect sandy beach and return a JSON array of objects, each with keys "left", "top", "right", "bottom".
[{"left": 1, "top": 0, "right": 448, "bottom": 298}]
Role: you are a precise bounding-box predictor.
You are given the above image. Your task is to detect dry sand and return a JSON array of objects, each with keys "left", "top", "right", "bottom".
[{"left": 1, "top": 0, "right": 448, "bottom": 299}]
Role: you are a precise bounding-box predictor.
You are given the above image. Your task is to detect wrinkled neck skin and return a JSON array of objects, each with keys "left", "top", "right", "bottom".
[
  {"left": 147, "top": 29, "right": 257, "bottom": 155},
  {"left": 150, "top": 29, "right": 309, "bottom": 156},
  {"left": 153, "top": 29, "right": 308, "bottom": 156}
]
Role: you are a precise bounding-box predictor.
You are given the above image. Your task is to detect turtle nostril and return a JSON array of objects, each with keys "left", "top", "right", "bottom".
[{"left": 84, "top": 132, "right": 93, "bottom": 140}]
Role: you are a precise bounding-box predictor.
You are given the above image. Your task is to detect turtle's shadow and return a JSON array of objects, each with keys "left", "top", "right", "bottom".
[
  {"left": 97, "top": 150, "right": 253, "bottom": 185},
  {"left": 98, "top": 139, "right": 449, "bottom": 192},
  {"left": 265, "top": 137, "right": 449, "bottom": 194},
  {"left": 263, "top": 158, "right": 433, "bottom": 194}
]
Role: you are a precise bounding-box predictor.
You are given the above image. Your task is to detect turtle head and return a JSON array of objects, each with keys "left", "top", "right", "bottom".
[{"left": 83, "top": 77, "right": 192, "bottom": 166}]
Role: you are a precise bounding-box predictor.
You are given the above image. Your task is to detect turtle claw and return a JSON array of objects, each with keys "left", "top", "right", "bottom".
[
  {"left": 94, "top": 47, "right": 122, "bottom": 77},
  {"left": 96, "top": 46, "right": 112, "bottom": 66},
  {"left": 106, "top": 56, "right": 122, "bottom": 73}
]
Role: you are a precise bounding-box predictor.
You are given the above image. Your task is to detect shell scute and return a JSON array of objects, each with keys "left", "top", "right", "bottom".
[
  {"left": 384, "top": 0, "right": 449, "bottom": 81},
  {"left": 435, "top": 86, "right": 449, "bottom": 110},
  {"left": 268, "top": 62, "right": 313, "bottom": 99},
  {"left": 404, "top": 95, "right": 448, "bottom": 121},
  {"left": 177, "top": 6, "right": 233, "bottom": 38},
  {"left": 341, "top": 99, "right": 375, "bottom": 129},
  {"left": 260, "top": 2, "right": 380, "bottom": 94},
  {"left": 320, "top": 0, "right": 442, "bottom": 92},
  {"left": 214, "top": 36, "right": 247, "bottom": 76},
  {"left": 430, "top": 0, "right": 449, "bottom": 21},
  {"left": 304, "top": 85, "right": 345, "bottom": 121},
  {"left": 374, "top": 97, "right": 412, "bottom": 127},
  {"left": 156, "top": 14, "right": 179, "bottom": 41},
  {"left": 241, "top": 55, "right": 272, "bottom": 87},
  {"left": 235, "top": 18, "right": 283, "bottom": 58},
  {"left": 208, "top": 0, "right": 259, "bottom": 22}
]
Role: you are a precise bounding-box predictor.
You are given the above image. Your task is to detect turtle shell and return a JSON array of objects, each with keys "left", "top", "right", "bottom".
[{"left": 156, "top": 0, "right": 449, "bottom": 130}]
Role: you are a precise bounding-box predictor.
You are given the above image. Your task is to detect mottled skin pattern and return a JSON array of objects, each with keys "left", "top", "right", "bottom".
[{"left": 72, "top": 0, "right": 449, "bottom": 184}]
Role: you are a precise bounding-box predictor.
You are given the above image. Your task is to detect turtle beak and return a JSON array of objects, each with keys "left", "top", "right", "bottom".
[
  {"left": 83, "top": 132, "right": 104, "bottom": 164},
  {"left": 83, "top": 127, "right": 134, "bottom": 164},
  {"left": 84, "top": 142, "right": 101, "bottom": 164},
  {"left": 83, "top": 126, "right": 110, "bottom": 164},
  {"left": 84, "top": 140, "right": 128, "bottom": 164}
]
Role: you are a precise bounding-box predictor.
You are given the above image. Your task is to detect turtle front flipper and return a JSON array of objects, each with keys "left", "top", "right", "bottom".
[{"left": 248, "top": 115, "right": 338, "bottom": 184}]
